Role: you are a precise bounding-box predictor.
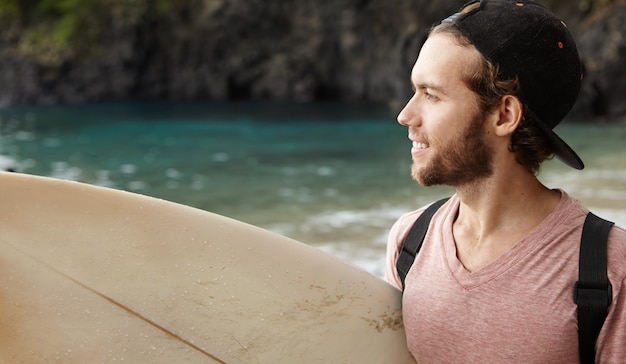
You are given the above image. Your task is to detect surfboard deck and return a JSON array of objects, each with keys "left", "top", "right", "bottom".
[{"left": 0, "top": 172, "right": 414, "bottom": 363}]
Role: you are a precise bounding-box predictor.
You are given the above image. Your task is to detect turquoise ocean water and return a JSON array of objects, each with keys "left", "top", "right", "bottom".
[{"left": 1, "top": 102, "right": 625, "bottom": 277}]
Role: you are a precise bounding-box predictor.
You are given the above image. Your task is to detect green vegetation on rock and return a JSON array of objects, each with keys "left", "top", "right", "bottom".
[{"left": 0, "top": 0, "right": 177, "bottom": 64}]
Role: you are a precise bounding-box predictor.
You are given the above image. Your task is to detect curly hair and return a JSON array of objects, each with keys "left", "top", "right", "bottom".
[{"left": 429, "top": 21, "right": 555, "bottom": 174}]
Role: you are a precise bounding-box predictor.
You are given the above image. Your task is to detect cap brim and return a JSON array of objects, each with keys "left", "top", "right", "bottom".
[{"left": 534, "top": 118, "right": 584, "bottom": 170}]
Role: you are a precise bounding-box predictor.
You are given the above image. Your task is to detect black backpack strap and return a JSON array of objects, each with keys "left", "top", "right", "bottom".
[
  {"left": 575, "top": 212, "right": 614, "bottom": 364},
  {"left": 396, "top": 197, "right": 450, "bottom": 290}
]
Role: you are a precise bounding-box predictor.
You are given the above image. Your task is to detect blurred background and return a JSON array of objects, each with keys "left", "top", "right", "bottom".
[{"left": 0, "top": 0, "right": 624, "bottom": 276}]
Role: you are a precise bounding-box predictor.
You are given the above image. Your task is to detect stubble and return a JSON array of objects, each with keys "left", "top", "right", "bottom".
[{"left": 411, "top": 112, "right": 493, "bottom": 187}]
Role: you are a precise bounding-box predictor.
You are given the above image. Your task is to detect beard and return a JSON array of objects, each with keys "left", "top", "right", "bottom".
[{"left": 411, "top": 111, "right": 493, "bottom": 187}]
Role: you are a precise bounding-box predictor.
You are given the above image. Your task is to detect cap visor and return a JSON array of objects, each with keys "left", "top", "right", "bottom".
[{"left": 534, "top": 119, "right": 585, "bottom": 170}]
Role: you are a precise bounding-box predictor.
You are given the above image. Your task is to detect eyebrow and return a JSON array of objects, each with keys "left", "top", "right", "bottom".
[{"left": 412, "top": 82, "right": 445, "bottom": 94}]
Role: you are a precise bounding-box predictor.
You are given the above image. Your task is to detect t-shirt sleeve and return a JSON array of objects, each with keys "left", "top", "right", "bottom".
[
  {"left": 597, "top": 226, "right": 626, "bottom": 363},
  {"left": 384, "top": 218, "right": 406, "bottom": 291},
  {"left": 384, "top": 210, "right": 423, "bottom": 291}
]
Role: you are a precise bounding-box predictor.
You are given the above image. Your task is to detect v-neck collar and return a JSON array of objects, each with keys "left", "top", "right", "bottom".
[{"left": 439, "top": 191, "right": 577, "bottom": 289}]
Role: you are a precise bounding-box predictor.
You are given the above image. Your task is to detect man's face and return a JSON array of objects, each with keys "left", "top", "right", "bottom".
[{"left": 397, "top": 33, "right": 493, "bottom": 187}]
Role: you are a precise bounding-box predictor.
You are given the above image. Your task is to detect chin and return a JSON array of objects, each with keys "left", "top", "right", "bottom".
[
  {"left": 412, "top": 163, "right": 448, "bottom": 187},
  {"left": 411, "top": 166, "right": 431, "bottom": 186}
]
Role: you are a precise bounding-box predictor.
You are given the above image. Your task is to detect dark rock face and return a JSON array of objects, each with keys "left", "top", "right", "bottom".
[
  {"left": 572, "top": 2, "right": 626, "bottom": 121},
  {"left": 0, "top": 0, "right": 624, "bottom": 121}
]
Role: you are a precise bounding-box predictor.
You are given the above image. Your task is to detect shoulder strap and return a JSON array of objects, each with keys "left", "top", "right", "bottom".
[
  {"left": 396, "top": 197, "right": 449, "bottom": 290},
  {"left": 575, "top": 212, "right": 614, "bottom": 364}
]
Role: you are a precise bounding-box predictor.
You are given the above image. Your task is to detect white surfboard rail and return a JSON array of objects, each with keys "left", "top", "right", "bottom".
[{"left": 0, "top": 172, "right": 415, "bottom": 363}]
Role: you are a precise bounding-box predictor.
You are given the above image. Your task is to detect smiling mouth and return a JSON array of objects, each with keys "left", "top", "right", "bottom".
[{"left": 411, "top": 141, "right": 429, "bottom": 159}]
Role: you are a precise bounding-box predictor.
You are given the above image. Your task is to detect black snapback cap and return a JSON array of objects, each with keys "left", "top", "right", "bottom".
[{"left": 443, "top": 0, "right": 584, "bottom": 169}]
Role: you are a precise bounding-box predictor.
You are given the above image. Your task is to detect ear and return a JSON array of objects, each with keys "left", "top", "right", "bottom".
[{"left": 492, "top": 95, "right": 523, "bottom": 137}]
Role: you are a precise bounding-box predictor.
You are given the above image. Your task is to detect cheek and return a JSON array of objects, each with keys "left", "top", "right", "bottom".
[{"left": 424, "top": 109, "right": 456, "bottom": 142}]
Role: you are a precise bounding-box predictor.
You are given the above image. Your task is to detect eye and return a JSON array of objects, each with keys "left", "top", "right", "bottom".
[
  {"left": 420, "top": 88, "right": 438, "bottom": 101},
  {"left": 424, "top": 91, "right": 437, "bottom": 100},
  {"left": 414, "top": 84, "right": 438, "bottom": 101},
  {"left": 412, "top": 83, "right": 439, "bottom": 101}
]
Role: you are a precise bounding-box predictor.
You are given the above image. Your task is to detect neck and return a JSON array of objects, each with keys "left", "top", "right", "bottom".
[
  {"left": 451, "top": 169, "right": 561, "bottom": 271},
  {"left": 457, "top": 173, "right": 559, "bottom": 229}
]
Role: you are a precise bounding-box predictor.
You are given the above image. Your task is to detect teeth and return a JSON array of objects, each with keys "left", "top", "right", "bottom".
[{"left": 412, "top": 141, "right": 428, "bottom": 149}]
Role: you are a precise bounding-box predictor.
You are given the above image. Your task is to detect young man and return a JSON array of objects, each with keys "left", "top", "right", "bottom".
[{"left": 385, "top": 1, "right": 626, "bottom": 362}]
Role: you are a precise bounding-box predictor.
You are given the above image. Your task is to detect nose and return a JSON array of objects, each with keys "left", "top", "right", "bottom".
[{"left": 397, "top": 95, "right": 419, "bottom": 127}]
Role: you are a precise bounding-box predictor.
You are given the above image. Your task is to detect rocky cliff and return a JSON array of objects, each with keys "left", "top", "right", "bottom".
[{"left": 0, "top": 0, "right": 624, "bottom": 121}]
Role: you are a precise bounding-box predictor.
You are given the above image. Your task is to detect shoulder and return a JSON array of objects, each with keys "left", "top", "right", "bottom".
[
  {"left": 608, "top": 222, "right": 626, "bottom": 244},
  {"left": 608, "top": 224, "right": 626, "bottom": 281},
  {"left": 389, "top": 196, "right": 456, "bottom": 242},
  {"left": 599, "top": 224, "right": 626, "bottom": 361},
  {"left": 384, "top": 196, "right": 457, "bottom": 288}
]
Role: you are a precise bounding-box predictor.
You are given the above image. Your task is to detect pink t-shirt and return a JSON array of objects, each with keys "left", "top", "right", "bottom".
[{"left": 385, "top": 191, "right": 626, "bottom": 363}]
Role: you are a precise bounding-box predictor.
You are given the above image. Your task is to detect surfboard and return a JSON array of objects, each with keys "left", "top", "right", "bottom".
[{"left": 0, "top": 172, "right": 415, "bottom": 363}]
